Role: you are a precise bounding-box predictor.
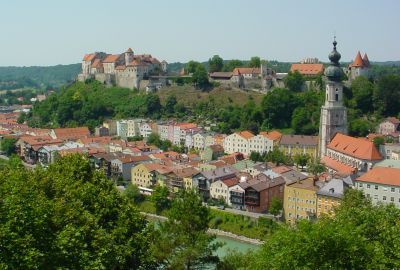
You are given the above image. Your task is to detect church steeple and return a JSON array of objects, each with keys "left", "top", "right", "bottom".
[{"left": 319, "top": 38, "right": 348, "bottom": 158}]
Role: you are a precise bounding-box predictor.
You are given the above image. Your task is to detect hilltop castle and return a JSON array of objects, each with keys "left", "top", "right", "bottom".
[{"left": 77, "top": 48, "right": 168, "bottom": 90}]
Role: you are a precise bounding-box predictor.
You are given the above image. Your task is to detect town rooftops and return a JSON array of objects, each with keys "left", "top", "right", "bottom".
[
  {"left": 201, "top": 165, "right": 238, "bottom": 180},
  {"left": 290, "top": 63, "right": 324, "bottom": 76},
  {"left": 317, "top": 178, "right": 349, "bottom": 199},
  {"left": 143, "top": 163, "right": 173, "bottom": 174},
  {"left": 221, "top": 177, "right": 240, "bottom": 187},
  {"left": 247, "top": 176, "right": 285, "bottom": 192},
  {"left": 271, "top": 165, "right": 292, "bottom": 175},
  {"left": 321, "top": 156, "right": 356, "bottom": 176},
  {"left": 173, "top": 167, "right": 200, "bottom": 178},
  {"left": 328, "top": 133, "right": 382, "bottom": 161},
  {"left": 279, "top": 134, "right": 318, "bottom": 146},
  {"left": 356, "top": 166, "right": 400, "bottom": 187},
  {"left": 281, "top": 169, "right": 308, "bottom": 184}
]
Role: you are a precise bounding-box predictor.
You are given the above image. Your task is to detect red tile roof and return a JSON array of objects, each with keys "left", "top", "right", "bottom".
[
  {"left": 236, "top": 130, "right": 254, "bottom": 139},
  {"left": 103, "top": 54, "right": 121, "bottom": 63},
  {"left": 83, "top": 53, "right": 96, "bottom": 61},
  {"left": 52, "top": 127, "right": 90, "bottom": 141},
  {"left": 328, "top": 133, "right": 382, "bottom": 161},
  {"left": 321, "top": 156, "right": 356, "bottom": 176},
  {"left": 290, "top": 63, "right": 324, "bottom": 75},
  {"left": 259, "top": 130, "right": 282, "bottom": 141},
  {"left": 222, "top": 177, "right": 239, "bottom": 187},
  {"left": 232, "top": 67, "right": 260, "bottom": 76},
  {"left": 356, "top": 167, "right": 400, "bottom": 186}
]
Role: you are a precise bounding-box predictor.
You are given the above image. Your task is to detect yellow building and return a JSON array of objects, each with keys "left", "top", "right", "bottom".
[
  {"left": 131, "top": 163, "right": 171, "bottom": 188},
  {"left": 316, "top": 178, "right": 348, "bottom": 217},
  {"left": 284, "top": 177, "right": 319, "bottom": 224},
  {"left": 278, "top": 135, "right": 318, "bottom": 159}
]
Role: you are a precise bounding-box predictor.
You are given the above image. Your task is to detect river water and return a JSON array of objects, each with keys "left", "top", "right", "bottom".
[{"left": 214, "top": 235, "right": 259, "bottom": 257}]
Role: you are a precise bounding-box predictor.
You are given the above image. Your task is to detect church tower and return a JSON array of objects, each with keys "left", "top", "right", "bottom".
[{"left": 319, "top": 38, "right": 347, "bottom": 158}]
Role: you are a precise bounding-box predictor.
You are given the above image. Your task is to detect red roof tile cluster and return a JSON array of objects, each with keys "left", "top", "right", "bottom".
[
  {"left": 52, "top": 127, "right": 90, "bottom": 141},
  {"left": 232, "top": 68, "right": 260, "bottom": 76},
  {"left": 356, "top": 167, "right": 400, "bottom": 186},
  {"left": 259, "top": 130, "right": 282, "bottom": 141},
  {"left": 236, "top": 130, "right": 254, "bottom": 139},
  {"left": 328, "top": 133, "right": 382, "bottom": 161},
  {"left": 321, "top": 156, "right": 356, "bottom": 176},
  {"left": 290, "top": 63, "right": 324, "bottom": 75}
]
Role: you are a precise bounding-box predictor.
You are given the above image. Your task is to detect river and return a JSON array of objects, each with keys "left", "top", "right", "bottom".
[{"left": 214, "top": 235, "right": 259, "bottom": 258}]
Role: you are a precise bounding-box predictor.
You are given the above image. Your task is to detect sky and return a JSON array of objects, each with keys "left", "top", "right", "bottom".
[{"left": 1, "top": 0, "right": 399, "bottom": 66}]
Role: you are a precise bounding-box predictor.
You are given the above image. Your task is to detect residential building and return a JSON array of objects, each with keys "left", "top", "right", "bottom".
[
  {"left": 244, "top": 175, "right": 285, "bottom": 213},
  {"left": 316, "top": 178, "right": 351, "bottom": 217},
  {"left": 94, "top": 126, "right": 109, "bottom": 137},
  {"left": 284, "top": 177, "right": 320, "bottom": 224},
  {"left": 279, "top": 135, "right": 318, "bottom": 158},
  {"left": 111, "top": 155, "right": 150, "bottom": 181},
  {"left": 210, "top": 177, "right": 239, "bottom": 205},
  {"left": 379, "top": 143, "right": 400, "bottom": 159},
  {"left": 259, "top": 130, "right": 282, "bottom": 146},
  {"left": 200, "top": 144, "right": 225, "bottom": 162},
  {"left": 131, "top": 163, "right": 172, "bottom": 188},
  {"left": 356, "top": 167, "right": 400, "bottom": 207},
  {"left": 196, "top": 165, "right": 238, "bottom": 200},
  {"left": 378, "top": 117, "right": 400, "bottom": 138},
  {"left": 103, "top": 120, "right": 117, "bottom": 136},
  {"left": 319, "top": 39, "right": 348, "bottom": 157}
]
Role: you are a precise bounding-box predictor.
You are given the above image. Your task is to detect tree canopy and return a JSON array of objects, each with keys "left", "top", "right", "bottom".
[
  {"left": 0, "top": 154, "right": 154, "bottom": 269},
  {"left": 208, "top": 55, "right": 224, "bottom": 73}
]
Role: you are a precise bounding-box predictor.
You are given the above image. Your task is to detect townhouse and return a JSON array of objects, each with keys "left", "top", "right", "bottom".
[
  {"left": 316, "top": 177, "right": 352, "bottom": 217},
  {"left": 279, "top": 134, "right": 318, "bottom": 158}
]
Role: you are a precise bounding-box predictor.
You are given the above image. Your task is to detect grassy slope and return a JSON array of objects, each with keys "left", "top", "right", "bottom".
[{"left": 157, "top": 85, "right": 265, "bottom": 107}]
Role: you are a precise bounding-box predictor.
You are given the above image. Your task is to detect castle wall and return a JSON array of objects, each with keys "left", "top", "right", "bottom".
[
  {"left": 95, "top": 73, "right": 114, "bottom": 86},
  {"left": 115, "top": 74, "right": 138, "bottom": 89}
]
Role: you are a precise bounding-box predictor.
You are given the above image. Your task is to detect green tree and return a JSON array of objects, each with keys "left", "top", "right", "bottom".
[
  {"left": 350, "top": 76, "right": 374, "bottom": 113},
  {"left": 17, "top": 112, "right": 26, "bottom": 124},
  {"left": 293, "top": 153, "right": 310, "bottom": 171},
  {"left": 192, "top": 65, "right": 210, "bottom": 89},
  {"left": 147, "top": 133, "right": 162, "bottom": 147},
  {"left": 349, "top": 118, "right": 372, "bottom": 137},
  {"left": 284, "top": 71, "right": 305, "bottom": 92},
  {"left": 208, "top": 55, "right": 224, "bottom": 73},
  {"left": 0, "top": 138, "right": 17, "bottom": 156},
  {"left": 151, "top": 189, "right": 221, "bottom": 269},
  {"left": 249, "top": 189, "right": 400, "bottom": 270},
  {"left": 124, "top": 183, "right": 144, "bottom": 203},
  {"left": 151, "top": 185, "right": 170, "bottom": 214},
  {"left": 185, "top": 61, "right": 202, "bottom": 74},
  {"left": 249, "top": 151, "right": 263, "bottom": 162},
  {"left": 265, "top": 147, "right": 288, "bottom": 166},
  {"left": 248, "top": 57, "right": 261, "bottom": 68},
  {"left": 165, "top": 95, "right": 177, "bottom": 114},
  {"left": 223, "top": 59, "right": 243, "bottom": 72},
  {"left": 307, "top": 158, "right": 325, "bottom": 181},
  {"left": 372, "top": 136, "right": 385, "bottom": 148},
  {"left": 269, "top": 197, "right": 283, "bottom": 216},
  {"left": 373, "top": 74, "right": 400, "bottom": 116},
  {"left": 0, "top": 154, "right": 154, "bottom": 269}
]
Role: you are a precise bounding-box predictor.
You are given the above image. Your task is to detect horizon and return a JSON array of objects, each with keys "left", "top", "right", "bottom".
[{"left": 1, "top": 0, "right": 400, "bottom": 66}]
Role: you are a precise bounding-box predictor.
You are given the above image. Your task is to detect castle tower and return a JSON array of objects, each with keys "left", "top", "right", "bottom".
[
  {"left": 319, "top": 38, "right": 347, "bottom": 158},
  {"left": 125, "top": 48, "right": 134, "bottom": 65}
]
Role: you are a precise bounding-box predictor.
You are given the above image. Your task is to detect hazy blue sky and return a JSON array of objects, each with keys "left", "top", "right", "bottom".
[{"left": 1, "top": 0, "right": 399, "bottom": 66}]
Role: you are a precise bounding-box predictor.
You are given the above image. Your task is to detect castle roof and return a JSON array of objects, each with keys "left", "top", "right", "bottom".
[
  {"left": 290, "top": 63, "right": 324, "bottom": 76},
  {"left": 125, "top": 48, "right": 133, "bottom": 53},
  {"left": 92, "top": 59, "right": 103, "bottom": 69},
  {"left": 350, "top": 51, "right": 366, "bottom": 68},
  {"left": 362, "top": 53, "right": 370, "bottom": 67},
  {"left": 103, "top": 54, "right": 121, "bottom": 63},
  {"left": 327, "top": 133, "right": 382, "bottom": 161},
  {"left": 83, "top": 53, "right": 97, "bottom": 62}
]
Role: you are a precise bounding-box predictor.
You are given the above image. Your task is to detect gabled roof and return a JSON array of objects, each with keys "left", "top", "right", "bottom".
[
  {"left": 316, "top": 178, "right": 349, "bottom": 198},
  {"left": 321, "top": 156, "right": 356, "bottom": 176},
  {"left": 328, "top": 133, "right": 382, "bottom": 161},
  {"left": 279, "top": 134, "right": 318, "bottom": 146},
  {"left": 236, "top": 130, "right": 254, "bottom": 139},
  {"left": 356, "top": 167, "right": 400, "bottom": 187},
  {"left": 173, "top": 167, "right": 200, "bottom": 178},
  {"left": 52, "top": 127, "right": 90, "bottom": 141},
  {"left": 103, "top": 54, "right": 121, "bottom": 63},
  {"left": 83, "top": 53, "right": 96, "bottom": 62},
  {"left": 259, "top": 130, "right": 282, "bottom": 141},
  {"left": 290, "top": 63, "right": 324, "bottom": 75}
]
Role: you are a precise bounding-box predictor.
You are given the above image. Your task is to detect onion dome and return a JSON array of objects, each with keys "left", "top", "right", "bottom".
[{"left": 325, "top": 38, "right": 343, "bottom": 81}]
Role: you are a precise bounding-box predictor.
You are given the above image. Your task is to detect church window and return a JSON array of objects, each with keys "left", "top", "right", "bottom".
[{"left": 335, "top": 94, "right": 338, "bottom": 101}]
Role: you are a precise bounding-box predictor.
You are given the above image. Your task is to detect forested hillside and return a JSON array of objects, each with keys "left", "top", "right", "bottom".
[{"left": 0, "top": 64, "right": 81, "bottom": 89}]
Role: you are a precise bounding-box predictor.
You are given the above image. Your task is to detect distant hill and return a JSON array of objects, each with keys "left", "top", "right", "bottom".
[{"left": 0, "top": 64, "right": 81, "bottom": 89}]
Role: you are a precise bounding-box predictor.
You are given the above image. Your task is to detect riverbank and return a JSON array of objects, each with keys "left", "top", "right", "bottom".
[{"left": 141, "top": 212, "right": 264, "bottom": 245}]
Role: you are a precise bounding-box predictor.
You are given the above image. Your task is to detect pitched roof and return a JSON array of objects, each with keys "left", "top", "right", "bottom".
[
  {"left": 221, "top": 177, "right": 239, "bottom": 187},
  {"left": 248, "top": 176, "right": 285, "bottom": 192},
  {"left": 350, "top": 51, "right": 365, "bottom": 68},
  {"left": 143, "top": 163, "right": 173, "bottom": 174},
  {"left": 259, "top": 130, "right": 282, "bottom": 141},
  {"left": 83, "top": 53, "right": 96, "bottom": 62},
  {"left": 236, "top": 130, "right": 254, "bottom": 139},
  {"left": 271, "top": 165, "right": 292, "bottom": 174},
  {"left": 290, "top": 63, "right": 324, "bottom": 75},
  {"left": 232, "top": 67, "right": 260, "bottom": 76},
  {"left": 173, "top": 167, "right": 200, "bottom": 178},
  {"left": 317, "top": 178, "right": 349, "bottom": 198},
  {"left": 103, "top": 54, "right": 121, "bottom": 63},
  {"left": 92, "top": 58, "right": 103, "bottom": 69},
  {"left": 385, "top": 117, "right": 400, "bottom": 125},
  {"left": 362, "top": 53, "right": 370, "bottom": 67},
  {"left": 52, "top": 127, "right": 90, "bottom": 141},
  {"left": 328, "top": 133, "right": 382, "bottom": 161},
  {"left": 281, "top": 169, "right": 308, "bottom": 184},
  {"left": 356, "top": 167, "right": 400, "bottom": 187},
  {"left": 279, "top": 134, "right": 318, "bottom": 146},
  {"left": 209, "top": 72, "right": 233, "bottom": 79},
  {"left": 321, "top": 156, "right": 356, "bottom": 176},
  {"left": 287, "top": 177, "right": 320, "bottom": 191}
]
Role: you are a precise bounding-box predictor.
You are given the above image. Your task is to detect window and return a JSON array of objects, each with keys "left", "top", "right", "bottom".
[
  {"left": 391, "top": 197, "right": 394, "bottom": 202},
  {"left": 391, "top": 187, "right": 395, "bottom": 192},
  {"left": 335, "top": 94, "right": 339, "bottom": 101},
  {"left": 375, "top": 185, "right": 379, "bottom": 190},
  {"left": 367, "top": 184, "right": 370, "bottom": 189},
  {"left": 383, "top": 196, "right": 387, "bottom": 201},
  {"left": 359, "top": 183, "right": 363, "bottom": 188}
]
